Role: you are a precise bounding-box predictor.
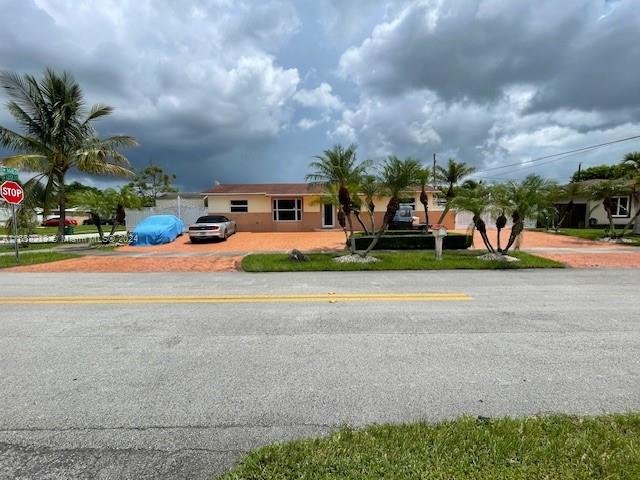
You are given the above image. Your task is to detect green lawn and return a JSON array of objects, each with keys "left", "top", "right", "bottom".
[
  {"left": 218, "top": 413, "right": 640, "bottom": 480},
  {"left": 0, "top": 242, "right": 59, "bottom": 253},
  {"left": 0, "top": 252, "right": 79, "bottom": 268},
  {"left": 532, "top": 228, "right": 640, "bottom": 245},
  {"left": 34, "top": 225, "right": 127, "bottom": 235},
  {"left": 242, "top": 251, "right": 564, "bottom": 272}
]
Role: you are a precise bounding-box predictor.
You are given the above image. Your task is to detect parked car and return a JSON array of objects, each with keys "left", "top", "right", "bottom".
[
  {"left": 129, "top": 215, "right": 185, "bottom": 246},
  {"left": 389, "top": 205, "right": 414, "bottom": 230},
  {"left": 41, "top": 217, "right": 78, "bottom": 227},
  {"left": 188, "top": 215, "right": 237, "bottom": 243}
]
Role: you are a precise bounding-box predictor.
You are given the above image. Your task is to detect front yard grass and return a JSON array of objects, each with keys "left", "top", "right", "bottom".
[
  {"left": 0, "top": 252, "right": 79, "bottom": 268},
  {"left": 218, "top": 413, "right": 640, "bottom": 480},
  {"left": 242, "top": 251, "right": 564, "bottom": 272}
]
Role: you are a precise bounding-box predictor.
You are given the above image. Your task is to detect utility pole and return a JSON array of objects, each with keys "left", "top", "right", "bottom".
[
  {"left": 432, "top": 153, "right": 437, "bottom": 187},
  {"left": 577, "top": 163, "right": 582, "bottom": 182}
]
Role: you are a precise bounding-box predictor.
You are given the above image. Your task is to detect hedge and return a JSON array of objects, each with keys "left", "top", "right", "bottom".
[{"left": 352, "top": 233, "right": 472, "bottom": 250}]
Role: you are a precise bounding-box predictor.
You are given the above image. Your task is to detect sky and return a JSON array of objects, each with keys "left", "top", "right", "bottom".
[{"left": 1, "top": 0, "right": 639, "bottom": 191}]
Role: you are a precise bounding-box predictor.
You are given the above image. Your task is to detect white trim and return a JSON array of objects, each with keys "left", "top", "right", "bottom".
[{"left": 611, "top": 195, "right": 630, "bottom": 218}]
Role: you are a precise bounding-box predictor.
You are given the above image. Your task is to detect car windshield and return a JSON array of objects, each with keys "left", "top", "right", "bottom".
[{"left": 197, "top": 216, "right": 227, "bottom": 223}]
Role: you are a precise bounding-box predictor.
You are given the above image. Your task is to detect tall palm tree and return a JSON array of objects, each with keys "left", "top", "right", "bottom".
[
  {"left": 306, "top": 144, "right": 370, "bottom": 254},
  {"left": 587, "top": 179, "right": 628, "bottom": 238},
  {"left": 359, "top": 175, "right": 382, "bottom": 233},
  {"left": 450, "top": 184, "right": 495, "bottom": 253},
  {"left": 0, "top": 69, "right": 137, "bottom": 240},
  {"left": 415, "top": 166, "right": 431, "bottom": 229},
  {"left": 435, "top": 158, "right": 476, "bottom": 224},
  {"left": 360, "top": 156, "right": 421, "bottom": 257}
]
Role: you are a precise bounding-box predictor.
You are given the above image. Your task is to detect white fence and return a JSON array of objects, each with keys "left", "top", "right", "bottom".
[{"left": 125, "top": 206, "right": 208, "bottom": 230}]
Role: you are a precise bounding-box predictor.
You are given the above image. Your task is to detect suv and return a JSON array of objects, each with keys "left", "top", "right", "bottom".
[{"left": 389, "top": 205, "right": 414, "bottom": 230}]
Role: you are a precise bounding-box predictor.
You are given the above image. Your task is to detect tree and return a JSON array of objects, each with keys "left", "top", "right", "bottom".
[
  {"left": 65, "top": 181, "right": 101, "bottom": 202},
  {"left": 128, "top": 164, "right": 177, "bottom": 206},
  {"left": 435, "top": 158, "right": 475, "bottom": 224},
  {"left": 587, "top": 179, "right": 629, "bottom": 238},
  {"left": 570, "top": 163, "right": 633, "bottom": 182},
  {"left": 311, "top": 184, "right": 349, "bottom": 243},
  {"left": 70, "top": 189, "right": 113, "bottom": 241},
  {"left": 497, "top": 175, "right": 555, "bottom": 253},
  {"left": 106, "top": 184, "right": 143, "bottom": 237},
  {"left": 415, "top": 166, "right": 431, "bottom": 229},
  {"left": 0, "top": 68, "right": 137, "bottom": 240},
  {"left": 306, "top": 144, "right": 370, "bottom": 255},
  {"left": 360, "top": 156, "right": 421, "bottom": 257},
  {"left": 359, "top": 175, "right": 382, "bottom": 233},
  {"left": 554, "top": 182, "right": 583, "bottom": 230},
  {"left": 450, "top": 184, "right": 495, "bottom": 253}
]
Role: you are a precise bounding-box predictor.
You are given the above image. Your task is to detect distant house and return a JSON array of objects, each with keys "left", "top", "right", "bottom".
[
  {"left": 555, "top": 179, "right": 638, "bottom": 229},
  {"left": 204, "top": 183, "right": 454, "bottom": 232}
]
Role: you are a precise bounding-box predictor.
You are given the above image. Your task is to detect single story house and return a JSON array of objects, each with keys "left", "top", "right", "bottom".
[
  {"left": 555, "top": 179, "right": 639, "bottom": 230},
  {"left": 205, "top": 183, "right": 455, "bottom": 232}
]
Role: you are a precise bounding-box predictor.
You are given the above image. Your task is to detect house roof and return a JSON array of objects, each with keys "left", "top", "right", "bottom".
[
  {"left": 158, "top": 192, "right": 206, "bottom": 199},
  {"left": 206, "top": 183, "right": 438, "bottom": 195}
]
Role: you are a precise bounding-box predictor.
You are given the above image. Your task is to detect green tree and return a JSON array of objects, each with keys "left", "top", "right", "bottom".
[
  {"left": 360, "top": 156, "right": 421, "bottom": 257},
  {"left": 106, "top": 184, "right": 144, "bottom": 237},
  {"left": 70, "top": 189, "right": 113, "bottom": 241},
  {"left": 415, "top": 166, "right": 431, "bottom": 229},
  {"left": 587, "top": 179, "right": 629, "bottom": 238},
  {"left": 0, "top": 69, "right": 136, "bottom": 240},
  {"left": 554, "top": 182, "right": 583, "bottom": 230},
  {"left": 128, "top": 164, "right": 177, "bottom": 206},
  {"left": 359, "top": 175, "right": 382, "bottom": 233},
  {"left": 306, "top": 144, "right": 370, "bottom": 254},
  {"left": 450, "top": 184, "right": 495, "bottom": 253},
  {"left": 571, "top": 163, "right": 633, "bottom": 182},
  {"left": 435, "top": 158, "right": 475, "bottom": 224}
]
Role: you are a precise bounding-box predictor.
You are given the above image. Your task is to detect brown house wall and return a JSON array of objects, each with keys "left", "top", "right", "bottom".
[{"left": 219, "top": 210, "right": 456, "bottom": 232}]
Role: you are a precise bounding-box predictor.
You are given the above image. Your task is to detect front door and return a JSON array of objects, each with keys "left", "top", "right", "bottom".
[{"left": 322, "top": 203, "right": 335, "bottom": 228}]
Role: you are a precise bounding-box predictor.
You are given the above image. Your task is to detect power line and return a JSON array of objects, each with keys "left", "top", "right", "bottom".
[{"left": 473, "top": 134, "right": 640, "bottom": 176}]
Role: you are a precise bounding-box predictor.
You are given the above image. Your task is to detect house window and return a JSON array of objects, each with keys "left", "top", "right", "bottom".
[
  {"left": 273, "top": 198, "right": 302, "bottom": 221},
  {"left": 611, "top": 196, "right": 630, "bottom": 217},
  {"left": 230, "top": 200, "right": 248, "bottom": 213}
]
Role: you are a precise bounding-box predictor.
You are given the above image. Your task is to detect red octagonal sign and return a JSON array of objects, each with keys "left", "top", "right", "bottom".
[{"left": 0, "top": 180, "right": 24, "bottom": 205}]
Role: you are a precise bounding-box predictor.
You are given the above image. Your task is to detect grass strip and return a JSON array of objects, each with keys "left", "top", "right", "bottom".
[
  {"left": 219, "top": 413, "right": 640, "bottom": 480},
  {"left": 242, "top": 251, "right": 564, "bottom": 272}
]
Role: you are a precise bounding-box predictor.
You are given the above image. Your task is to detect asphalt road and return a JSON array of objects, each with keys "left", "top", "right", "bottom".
[{"left": 1, "top": 270, "right": 639, "bottom": 479}]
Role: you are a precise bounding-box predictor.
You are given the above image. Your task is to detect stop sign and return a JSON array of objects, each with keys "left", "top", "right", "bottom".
[{"left": 0, "top": 180, "right": 24, "bottom": 205}]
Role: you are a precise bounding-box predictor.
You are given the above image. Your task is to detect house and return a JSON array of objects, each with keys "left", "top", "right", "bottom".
[
  {"left": 555, "top": 179, "right": 639, "bottom": 230},
  {"left": 204, "top": 183, "right": 455, "bottom": 232}
]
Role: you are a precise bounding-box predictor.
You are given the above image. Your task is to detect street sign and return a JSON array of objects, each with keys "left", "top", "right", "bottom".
[
  {"left": 0, "top": 166, "right": 18, "bottom": 182},
  {"left": 0, "top": 180, "right": 24, "bottom": 205}
]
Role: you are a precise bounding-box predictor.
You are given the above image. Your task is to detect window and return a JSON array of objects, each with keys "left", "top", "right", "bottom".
[
  {"left": 273, "top": 198, "right": 302, "bottom": 221},
  {"left": 230, "top": 200, "right": 248, "bottom": 213},
  {"left": 399, "top": 197, "right": 416, "bottom": 210},
  {"left": 611, "top": 196, "right": 630, "bottom": 217}
]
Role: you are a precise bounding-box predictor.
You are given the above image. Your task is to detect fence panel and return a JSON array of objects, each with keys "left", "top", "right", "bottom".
[{"left": 125, "top": 206, "right": 208, "bottom": 230}]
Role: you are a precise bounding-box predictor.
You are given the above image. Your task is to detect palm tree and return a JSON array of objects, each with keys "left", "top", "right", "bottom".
[
  {"left": 359, "top": 175, "right": 381, "bottom": 233},
  {"left": 360, "top": 156, "right": 421, "bottom": 257},
  {"left": 306, "top": 144, "right": 370, "bottom": 254},
  {"left": 70, "top": 190, "right": 113, "bottom": 241},
  {"left": 105, "top": 184, "right": 144, "bottom": 237},
  {"left": 311, "top": 184, "right": 349, "bottom": 244},
  {"left": 0, "top": 69, "right": 137, "bottom": 240},
  {"left": 587, "top": 179, "right": 628, "bottom": 238},
  {"left": 435, "top": 158, "right": 476, "bottom": 224},
  {"left": 555, "top": 182, "right": 583, "bottom": 230},
  {"left": 499, "top": 175, "right": 555, "bottom": 253},
  {"left": 619, "top": 174, "right": 640, "bottom": 237},
  {"left": 622, "top": 152, "right": 640, "bottom": 172},
  {"left": 415, "top": 166, "right": 431, "bottom": 229},
  {"left": 450, "top": 184, "right": 495, "bottom": 253}
]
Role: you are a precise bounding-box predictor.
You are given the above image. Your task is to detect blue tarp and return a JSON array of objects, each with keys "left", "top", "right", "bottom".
[{"left": 130, "top": 215, "right": 185, "bottom": 246}]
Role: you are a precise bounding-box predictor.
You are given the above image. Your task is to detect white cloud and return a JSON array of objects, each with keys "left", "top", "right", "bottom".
[{"left": 294, "top": 83, "right": 344, "bottom": 111}]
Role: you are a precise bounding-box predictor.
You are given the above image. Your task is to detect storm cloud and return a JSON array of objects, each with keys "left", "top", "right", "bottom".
[{"left": 1, "top": 0, "right": 639, "bottom": 189}]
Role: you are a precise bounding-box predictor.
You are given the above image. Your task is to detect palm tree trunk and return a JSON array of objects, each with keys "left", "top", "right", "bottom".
[
  {"left": 354, "top": 211, "right": 369, "bottom": 234},
  {"left": 367, "top": 209, "right": 375, "bottom": 234},
  {"left": 345, "top": 212, "right": 357, "bottom": 254},
  {"left": 619, "top": 207, "right": 640, "bottom": 237},
  {"left": 360, "top": 197, "right": 398, "bottom": 257},
  {"left": 360, "top": 219, "right": 389, "bottom": 257},
  {"left": 57, "top": 175, "right": 66, "bottom": 242},
  {"left": 496, "top": 228, "right": 502, "bottom": 252},
  {"left": 436, "top": 206, "right": 449, "bottom": 225},
  {"left": 94, "top": 214, "right": 104, "bottom": 242}
]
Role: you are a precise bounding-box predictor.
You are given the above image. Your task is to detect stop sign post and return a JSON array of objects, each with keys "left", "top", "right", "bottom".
[{"left": 1, "top": 180, "right": 25, "bottom": 262}]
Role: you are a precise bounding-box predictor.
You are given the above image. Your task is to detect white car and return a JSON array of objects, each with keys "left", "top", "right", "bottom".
[{"left": 188, "top": 215, "right": 237, "bottom": 243}]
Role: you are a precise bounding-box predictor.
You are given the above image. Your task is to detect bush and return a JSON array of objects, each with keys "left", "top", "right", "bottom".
[{"left": 353, "top": 233, "right": 472, "bottom": 250}]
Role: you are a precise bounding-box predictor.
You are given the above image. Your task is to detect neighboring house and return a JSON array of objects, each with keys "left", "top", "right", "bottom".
[
  {"left": 125, "top": 192, "right": 208, "bottom": 230},
  {"left": 44, "top": 207, "right": 90, "bottom": 224},
  {"left": 205, "top": 183, "right": 454, "bottom": 232},
  {"left": 555, "top": 179, "right": 639, "bottom": 229}
]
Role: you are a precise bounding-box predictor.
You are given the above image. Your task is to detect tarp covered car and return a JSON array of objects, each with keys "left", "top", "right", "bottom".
[{"left": 130, "top": 215, "right": 185, "bottom": 246}]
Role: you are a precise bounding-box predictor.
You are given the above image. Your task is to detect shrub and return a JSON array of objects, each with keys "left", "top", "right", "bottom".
[{"left": 352, "top": 233, "right": 472, "bottom": 250}]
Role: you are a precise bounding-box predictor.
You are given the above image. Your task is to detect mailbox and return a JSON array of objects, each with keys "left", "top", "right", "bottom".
[{"left": 431, "top": 224, "right": 447, "bottom": 260}]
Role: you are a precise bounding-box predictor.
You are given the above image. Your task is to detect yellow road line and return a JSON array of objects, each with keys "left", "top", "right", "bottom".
[{"left": 0, "top": 292, "right": 472, "bottom": 304}]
